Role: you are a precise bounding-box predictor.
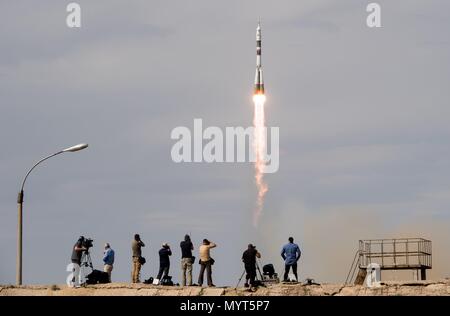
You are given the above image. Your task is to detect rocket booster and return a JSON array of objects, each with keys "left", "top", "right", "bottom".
[{"left": 254, "top": 22, "right": 264, "bottom": 95}]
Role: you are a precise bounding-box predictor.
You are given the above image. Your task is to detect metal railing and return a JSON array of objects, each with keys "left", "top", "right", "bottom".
[
  {"left": 358, "top": 238, "right": 432, "bottom": 269},
  {"left": 345, "top": 238, "right": 432, "bottom": 284},
  {"left": 345, "top": 250, "right": 360, "bottom": 285}
]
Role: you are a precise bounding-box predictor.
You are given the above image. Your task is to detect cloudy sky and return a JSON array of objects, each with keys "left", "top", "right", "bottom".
[{"left": 1, "top": 0, "right": 449, "bottom": 285}]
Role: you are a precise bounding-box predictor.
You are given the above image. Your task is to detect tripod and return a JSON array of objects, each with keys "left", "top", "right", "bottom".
[
  {"left": 79, "top": 250, "right": 93, "bottom": 285},
  {"left": 81, "top": 250, "right": 93, "bottom": 269},
  {"left": 256, "top": 258, "right": 264, "bottom": 280},
  {"left": 235, "top": 260, "right": 265, "bottom": 289}
]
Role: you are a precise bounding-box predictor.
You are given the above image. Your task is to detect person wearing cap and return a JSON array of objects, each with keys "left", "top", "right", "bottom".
[
  {"left": 103, "top": 243, "right": 115, "bottom": 282},
  {"left": 198, "top": 239, "right": 217, "bottom": 287},
  {"left": 157, "top": 243, "right": 172, "bottom": 282},
  {"left": 242, "top": 244, "right": 261, "bottom": 288}
]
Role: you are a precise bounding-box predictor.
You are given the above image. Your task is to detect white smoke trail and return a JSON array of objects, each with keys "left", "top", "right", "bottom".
[{"left": 253, "top": 95, "right": 268, "bottom": 227}]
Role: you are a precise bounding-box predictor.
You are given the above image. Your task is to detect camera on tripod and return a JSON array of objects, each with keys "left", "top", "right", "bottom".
[
  {"left": 78, "top": 236, "right": 94, "bottom": 269},
  {"left": 82, "top": 237, "right": 94, "bottom": 250}
]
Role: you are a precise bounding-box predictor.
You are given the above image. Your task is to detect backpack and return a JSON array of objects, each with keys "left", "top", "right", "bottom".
[{"left": 86, "top": 269, "right": 110, "bottom": 284}]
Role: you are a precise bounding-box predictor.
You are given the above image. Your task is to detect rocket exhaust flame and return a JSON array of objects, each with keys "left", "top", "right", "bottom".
[
  {"left": 253, "top": 95, "right": 268, "bottom": 227},
  {"left": 252, "top": 21, "right": 267, "bottom": 227}
]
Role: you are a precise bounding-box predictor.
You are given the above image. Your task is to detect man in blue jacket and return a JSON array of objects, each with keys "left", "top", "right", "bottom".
[
  {"left": 103, "top": 243, "right": 115, "bottom": 282},
  {"left": 280, "top": 237, "right": 301, "bottom": 282}
]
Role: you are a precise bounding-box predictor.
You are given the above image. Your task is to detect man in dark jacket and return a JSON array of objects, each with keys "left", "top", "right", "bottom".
[
  {"left": 157, "top": 243, "right": 172, "bottom": 282},
  {"left": 180, "top": 234, "right": 194, "bottom": 286},
  {"left": 242, "top": 244, "right": 261, "bottom": 288}
]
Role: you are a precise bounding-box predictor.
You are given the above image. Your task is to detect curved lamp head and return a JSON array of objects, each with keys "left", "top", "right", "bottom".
[{"left": 62, "top": 143, "right": 89, "bottom": 152}]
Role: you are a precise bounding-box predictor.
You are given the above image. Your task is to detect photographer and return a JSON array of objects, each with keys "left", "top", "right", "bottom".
[
  {"left": 70, "top": 236, "right": 87, "bottom": 287},
  {"left": 198, "top": 239, "right": 216, "bottom": 287},
  {"left": 242, "top": 244, "right": 261, "bottom": 289},
  {"left": 156, "top": 243, "right": 172, "bottom": 282},
  {"left": 180, "top": 234, "right": 194, "bottom": 286},
  {"left": 131, "top": 234, "right": 145, "bottom": 283}
]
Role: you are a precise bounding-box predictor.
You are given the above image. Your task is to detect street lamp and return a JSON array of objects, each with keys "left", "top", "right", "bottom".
[{"left": 16, "top": 143, "right": 88, "bottom": 285}]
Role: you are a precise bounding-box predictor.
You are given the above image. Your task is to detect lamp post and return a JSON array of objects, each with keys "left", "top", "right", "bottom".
[{"left": 16, "top": 143, "right": 88, "bottom": 285}]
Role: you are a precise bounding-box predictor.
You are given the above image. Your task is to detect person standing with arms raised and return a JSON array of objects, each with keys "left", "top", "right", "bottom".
[
  {"left": 131, "top": 234, "right": 145, "bottom": 283},
  {"left": 198, "top": 239, "right": 216, "bottom": 287},
  {"left": 180, "top": 234, "right": 194, "bottom": 286}
]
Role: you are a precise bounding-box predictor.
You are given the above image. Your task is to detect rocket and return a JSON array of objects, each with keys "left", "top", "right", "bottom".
[{"left": 254, "top": 21, "right": 264, "bottom": 95}]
